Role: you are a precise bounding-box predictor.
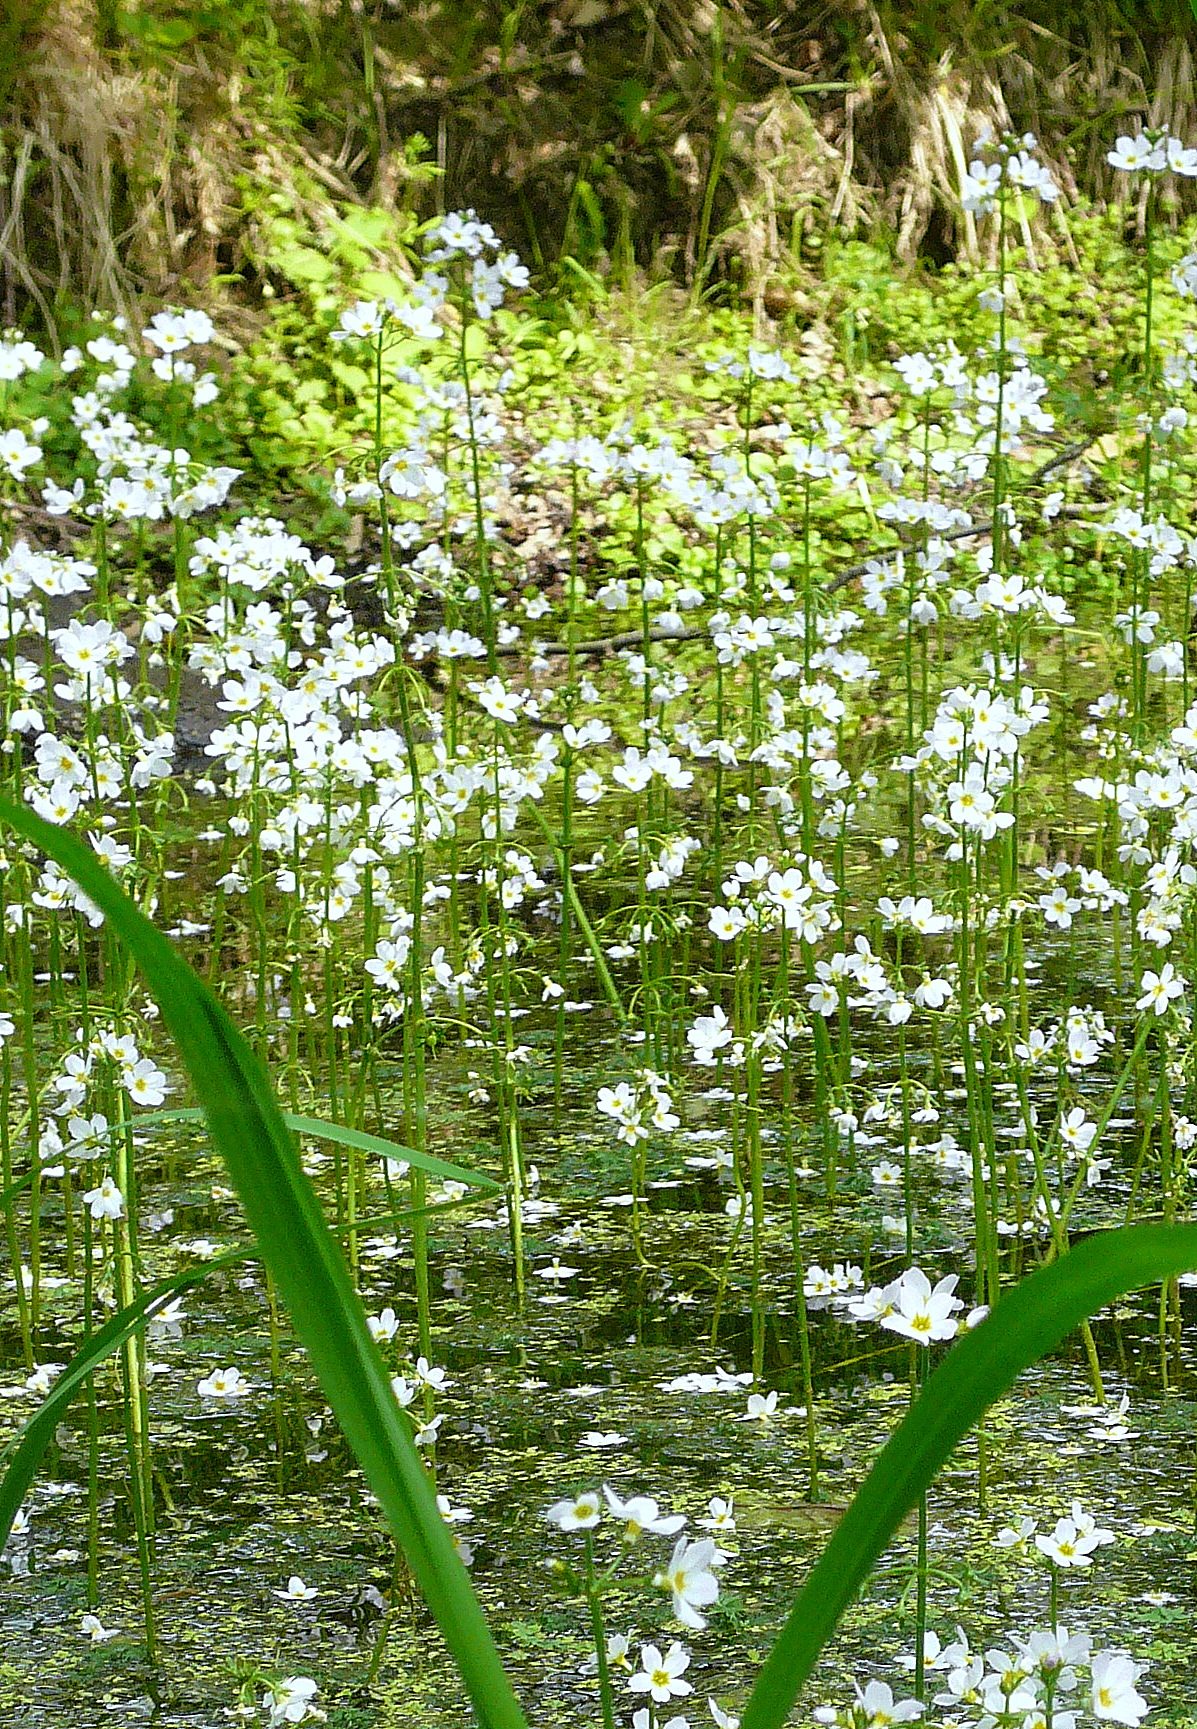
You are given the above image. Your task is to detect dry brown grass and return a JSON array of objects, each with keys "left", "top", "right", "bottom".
[
  {"left": 1, "top": 0, "right": 150, "bottom": 322},
  {"left": 2, "top": 0, "right": 1195, "bottom": 328}
]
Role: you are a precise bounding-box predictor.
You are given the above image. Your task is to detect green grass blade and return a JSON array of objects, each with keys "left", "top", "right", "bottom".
[
  {"left": 0, "top": 1252, "right": 247, "bottom": 1527},
  {"left": 0, "top": 1194, "right": 482, "bottom": 1538},
  {"left": 0, "top": 799, "right": 529, "bottom": 1729},
  {"left": 111, "top": 1105, "right": 498, "bottom": 1191},
  {"left": 741, "top": 1223, "right": 1197, "bottom": 1729},
  {"left": 342, "top": 1194, "right": 481, "bottom": 1235},
  {"left": 528, "top": 802, "right": 627, "bottom": 1023},
  {"left": 0, "top": 1167, "right": 36, "bottom": 1211},
  {"left": 282, "top": 1111, "right": 498, "bottom": 1190}
]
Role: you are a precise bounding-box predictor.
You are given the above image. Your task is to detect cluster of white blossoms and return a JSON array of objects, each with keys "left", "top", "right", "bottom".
[
  {"left": 706, "top": 852, "right": 839, "bottom": 944},
  {"left": 848, "top": 1265, "right": 987, "bottom": 1344},
  {"left": 961, "top": 131, "right": 1061, "bottom": 214},
  {"left": 546, "top": 1485, "right": 725, "bottom": 1626},
  {"left": 1107, "top": 126, "right": 1197, "bottom": 177},
  {"left": 820, "top": 1629, "right": 1148, "bottom": 1729},
  {"left": 544, "top": 1483, "right": 739, "bottom": 1727},
  {"left": 596, "top": 1071, "right": 679, "bottom": 1145}
]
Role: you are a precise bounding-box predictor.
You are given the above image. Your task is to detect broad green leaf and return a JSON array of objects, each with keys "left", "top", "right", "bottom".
[
  {"left": 333, "top": 206, "right": 396, "bottom": 250},
  {"left": 272, "top": 244, "right": 335, "bottom": 286},
  {"left": 0, "top": 799, "right": 529, "bottom": 1729},
  {"left": 328, "top": 358, "right": 371, "bottom": 394},
  {"left": 741, "top": 1223, "right": 1197, "bottom": 1729},
  {"left": 361, "top": 268, "right": 421, "bottom": 302},
  {"left": 463, "top": 321, "right": 489, "bottom": 361}
]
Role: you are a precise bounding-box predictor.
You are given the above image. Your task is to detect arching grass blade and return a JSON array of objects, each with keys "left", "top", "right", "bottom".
[
  {"left": 742, "top": 1223, "right": 1197, "bottom": 1729},
  {"left": 0, "top": 1252, "right": 246, "bottom": 1537},
  {"left": 105, "top": 1105, "right": 498, "bottom": 1191},
  {"left": 0, "top": 798, "right": 529, "bottom": 1729}
]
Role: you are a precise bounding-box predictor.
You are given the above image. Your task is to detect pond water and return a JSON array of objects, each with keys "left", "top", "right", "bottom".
[{"left": 2, "top": 930, "right": 1195, "bottom": 1727}]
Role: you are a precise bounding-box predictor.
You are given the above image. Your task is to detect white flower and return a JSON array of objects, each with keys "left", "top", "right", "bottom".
[
  {"left": 697, "top": 1496, "right": 736, "bottom": 1535},
  {"left": 854, "top": 1679, "right": 923, "bottom": 1726},
  {"left": 535, "top": 1258, "right": 579, "bottom": 1283},
  {"left": 878, "top": 1267, "right": 963, "bottom": 1345},
  {"left": 743, "top": 1390, "right": 779, "bottom": 1421},
  {"left": 629, "top": 1641, "right": 693, "bottom": 1703},
  {"left": 1059, "top": 1108, "right": 1096, "bottom": 1156},
  {"left": 197, "top": 1365, "right": 250, "bottom": 1399},
  {"left": 122, "top": 1059, "right": 170, "bottom": 1106},
  {"left": 1091, "top": 1653, "right": 1148, "bottom": 1725},
  {"left": 545, "top": 1491, "right": 601, "bottom": 1531},
  {"left": 263, "top": 1675, "right": 322, "bottom": 1726},
  {"left": 81, "top": 1613, "right": 118, "bottom": 1642},
  {"left": 1107, "top": 134, "right": 1164, "bottom": 174},
  {"left": 367, "top": 1306, "right": 400, "bottom": 1343},
  {"left": 81, "top": 1176, "right": 124, "bottom": 1221},
  {"left": 602, "top": 1484, "right": 685, "bottom": 1537},
  {"left": 1035, "top": 1516, "right": 1103, "bottom": 1567},
  {"left": 1136, "top": 962, "right": 1185, "bottom": 1015},
  {"left": 654, "top": 1534, "right": 722, "bottom": 1629},
  {"left": 413, "top": 1356, "right": 449, "bottom": 1391},
  {"left": 474, "top": 677, "right": 524, "bottom": 723},
  {"left": 0, "top": 427, "right": 42, "bottom": 480},
  {"left": 366, "top": 937, "right": 411, "bottom": 991},
  {"left": 708, "top": 905, "right": 747, "bottom": 942},
  {"left": 331, "top": 300, "right": 385, "bottom": 341},
  {"left": 688, "top": 1005, "right": 734, "bottom": 1064}
]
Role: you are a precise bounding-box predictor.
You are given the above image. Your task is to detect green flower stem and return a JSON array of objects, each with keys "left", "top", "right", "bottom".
[
  {"left": 583, "top": 1531, "right": 617, "bottom": 1729},
  {"left": 912, "top": 1342, "right": 929, "bottom": 1701}
]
